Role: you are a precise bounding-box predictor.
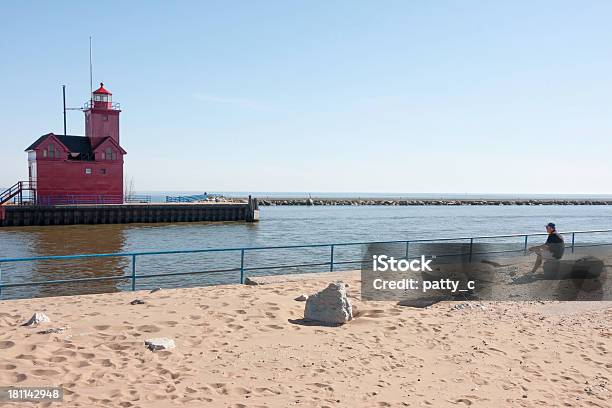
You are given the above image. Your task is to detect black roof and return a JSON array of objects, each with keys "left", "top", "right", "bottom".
[{"left": 25, "top": 134, "right": 92, "bottom": 155}]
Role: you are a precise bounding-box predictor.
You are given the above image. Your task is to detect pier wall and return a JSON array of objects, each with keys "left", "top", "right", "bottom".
[{"left": 0, "top": 202, "right": 259, "bottom": 227}]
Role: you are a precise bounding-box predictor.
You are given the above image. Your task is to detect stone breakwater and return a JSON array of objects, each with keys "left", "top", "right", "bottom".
[{"left": 258, "top": 198, "right": 612, "bottom": 206}]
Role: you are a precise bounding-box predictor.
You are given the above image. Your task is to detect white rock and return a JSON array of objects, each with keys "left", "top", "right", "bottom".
[
  {"left": 244, "top": 277, "right": 259, "bottom": 285},
  {"left": 304, "top": 282, "right": 353, "bottom": 324},
  {"left": 22, "top": 312, "right": 51, "bottom": 326},
  {"left": 145, "top": 338, "right": 176, "bottom": 351},
  {"left": 294, "top": 294, "right": 308, "bottom": 301}
]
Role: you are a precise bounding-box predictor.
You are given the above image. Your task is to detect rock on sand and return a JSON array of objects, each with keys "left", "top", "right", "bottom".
[
  {"left": 22, "top": 312, "right": 51, "bottom": 326},
  {"left": 304, "top": 282, "right": 353, "bottom": 324},
  {"left": 145, "top": 338, "right": 176, "bottom": 351}
]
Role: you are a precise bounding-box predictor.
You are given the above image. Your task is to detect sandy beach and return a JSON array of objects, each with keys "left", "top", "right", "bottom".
[{"left": 0, "top": 272, "right": 610, "bottom": 407}]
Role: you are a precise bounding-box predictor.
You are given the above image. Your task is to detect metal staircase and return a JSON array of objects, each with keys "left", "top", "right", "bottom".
[{"left": 0, "top": 181, "right": 37, "bottom": 206}]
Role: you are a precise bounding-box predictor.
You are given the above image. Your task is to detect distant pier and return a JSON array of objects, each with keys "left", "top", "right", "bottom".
[{"left": 0, "top": 198, "right": 260, "bottom": 227}]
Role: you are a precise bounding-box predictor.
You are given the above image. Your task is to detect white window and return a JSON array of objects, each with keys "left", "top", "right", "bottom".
[{"left": 85, "top": 168, "right": 92, "bottom": 175}]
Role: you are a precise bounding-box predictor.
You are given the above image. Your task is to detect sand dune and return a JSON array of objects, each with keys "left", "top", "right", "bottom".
[{"left": 0, "top": 272, "right": 610, "bottom": 407}]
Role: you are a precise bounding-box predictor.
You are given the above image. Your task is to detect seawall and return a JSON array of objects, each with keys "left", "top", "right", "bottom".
[{"left": 0, "top": 201, "right": 260, "bottom": 227}]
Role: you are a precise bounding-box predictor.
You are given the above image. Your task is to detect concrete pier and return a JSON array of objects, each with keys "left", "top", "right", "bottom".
[{"left": 0, "top": 200, "right": 260, "bottom": 227}]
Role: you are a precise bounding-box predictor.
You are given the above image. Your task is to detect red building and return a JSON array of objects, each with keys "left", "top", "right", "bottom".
[{"left": 25, "top": 83, "right": 126, "bottom": 204}]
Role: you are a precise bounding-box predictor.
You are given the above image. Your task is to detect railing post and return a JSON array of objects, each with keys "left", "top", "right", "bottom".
[
  {"left": 330, "top": 245, "right": 335, "bottom": 272},
  {"left": 468, "top": 238, "right": 474, "bottom": 262},
  {"left": 571, "top": 232, "right": 575, "bottom": 253},
  {"left": 240, "top": 249, "right": 245, "bottom": 284},
  {"left": 524, "top": 235, "right": 528, "bottom": 255},
  {"left": 131, "top": 255, "right": 136, "bottom": 291},
  {"left": 405, "top": 241, "right": 410, "bottom": 260},
  {"left": 0, "top": 262, "right": 3, "bottom": 300}
]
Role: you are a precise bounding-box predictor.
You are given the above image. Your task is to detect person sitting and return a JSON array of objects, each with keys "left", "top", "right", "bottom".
[{"left": 528, "top": 222, "right": 565, "bottom": 273}]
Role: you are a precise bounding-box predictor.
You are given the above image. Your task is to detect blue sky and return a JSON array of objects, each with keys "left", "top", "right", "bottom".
[{"left": 1, "top": 1, "right": 611, "bottom": 193}]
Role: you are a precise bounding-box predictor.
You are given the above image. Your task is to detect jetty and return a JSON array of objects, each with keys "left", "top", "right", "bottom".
[{"left": 258, "top": 198, "right": 612, "bottom": 206}]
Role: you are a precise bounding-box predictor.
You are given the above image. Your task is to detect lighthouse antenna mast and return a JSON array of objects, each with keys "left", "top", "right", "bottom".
[
  {"left": 89, "top": 36, "right": 93, "bottom": 103},
  {"left": 88, "top": 35, "right": 94, "bottom": 140}
]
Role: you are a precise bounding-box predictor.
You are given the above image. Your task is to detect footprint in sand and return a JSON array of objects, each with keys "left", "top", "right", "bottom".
[
  {"left": 0, "top": 363, "right": 17, "bottom": 370},
  {"left": 308, "top": 383, "right": 334, "bottom": 392},
  {"left": 32, "top": 369, "right": 61, "bottom": 377},
  {"left": 15, "top": 354, "right": 37, "bottom": 361},
  {"left": 94, "top": 325, "right": 111, "bottom": 331},
  {"left": 209, "top": 383, "right": 229, "bottom": 395},
  {"left": 230, "top": 386, "right": 252, "bottom": 395},
  {"left": 137, "top": 325, "right": 160, "bottom": 333},
  {"left": 72, "top": 361, "right": 91, "bottom": 368},
  {"left": 10, "top": 373, "right": 27, "bottom": 383},
  {"left": 107, "top": 343, "right": 132, "bottom": 351},
  {"left": 0, "top": 340, "right": 15, "bottom": 349},
  {"left": 55, "top": 349, "right": 77, "bottom": 357},
  {"left": 255, "top": 387, "right": 281, "bottom": 395}
]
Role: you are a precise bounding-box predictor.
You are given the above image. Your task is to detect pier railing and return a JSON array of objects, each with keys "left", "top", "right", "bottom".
[
  {"left": 34, "top": 195, "right": 152, "bottom": 205},
  {"left": 0, "top": 229, "right": 611, "bottom": 299},
  {"left": 165, "top": 194, "right": 210, "bottom": 203}
]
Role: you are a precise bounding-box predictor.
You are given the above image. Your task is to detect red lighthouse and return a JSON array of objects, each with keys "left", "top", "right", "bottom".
[{"left": 23, "top": 83, "right": 127, "bottom": 204}]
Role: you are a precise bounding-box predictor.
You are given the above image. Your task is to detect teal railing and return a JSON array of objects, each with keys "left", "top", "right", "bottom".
[{"left": 0, "top": 229, "right": 611, "bottom": 299}]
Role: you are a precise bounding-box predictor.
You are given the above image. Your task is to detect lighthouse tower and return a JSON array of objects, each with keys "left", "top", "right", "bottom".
[{"left": 85, "top": 83, "right": 121, "bottom": 146}]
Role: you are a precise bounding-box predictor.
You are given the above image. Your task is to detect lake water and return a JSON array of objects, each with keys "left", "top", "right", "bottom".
[{"left": 1, "top": 205, "right": 612, "bottom": 299}]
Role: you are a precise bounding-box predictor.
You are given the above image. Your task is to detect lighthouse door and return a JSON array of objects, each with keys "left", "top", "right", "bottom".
[
  {"left": 29, "top": 163, "right": 36, "bottom": 182},
  {"left": 28, "top": 151, "right": 37, "bottom": 183}
]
